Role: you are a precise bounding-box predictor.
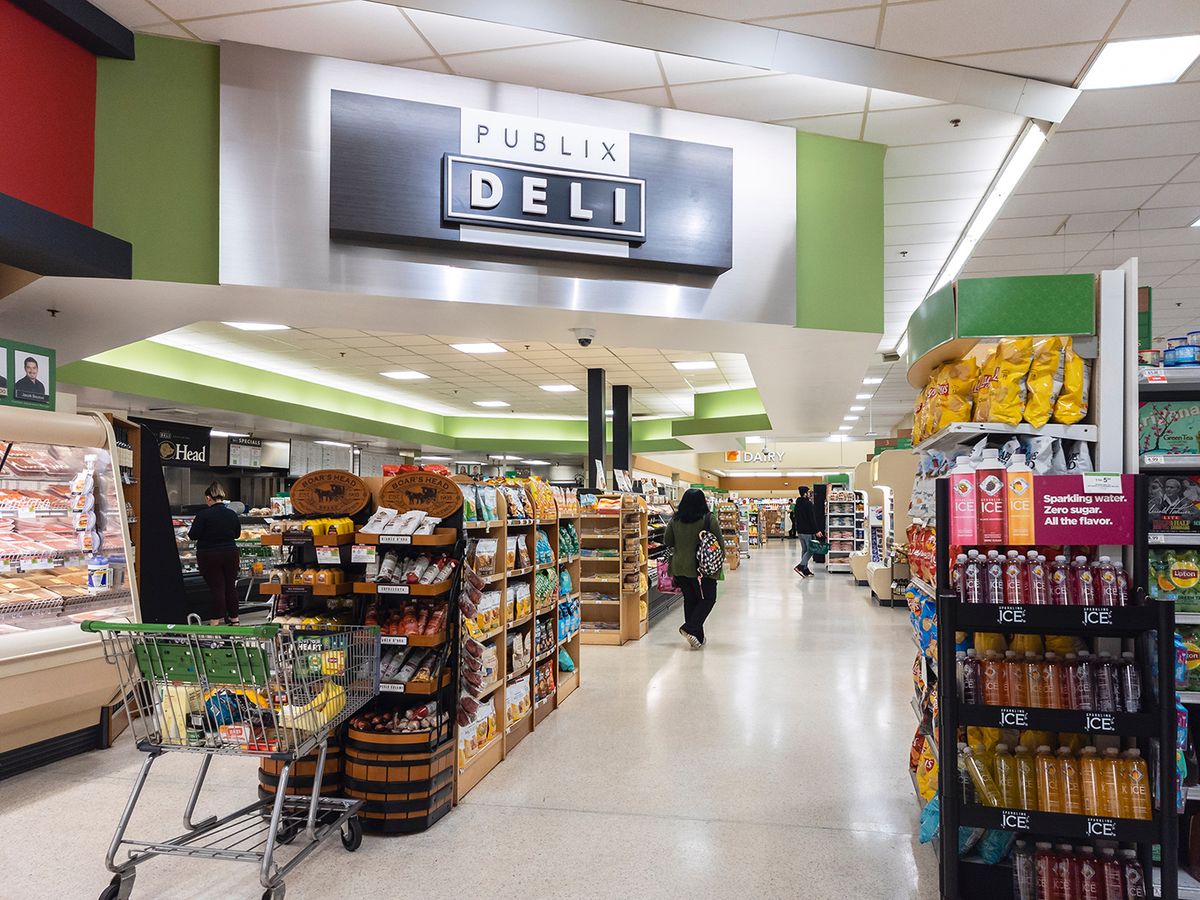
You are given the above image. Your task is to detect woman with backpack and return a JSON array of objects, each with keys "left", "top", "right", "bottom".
[{"left": 664, "top": 488, "right": 724, "bottom": 649}]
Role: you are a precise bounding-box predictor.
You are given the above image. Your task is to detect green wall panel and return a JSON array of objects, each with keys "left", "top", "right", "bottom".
[
  {"left": 795, "top": 133, "right": 885, "bottom": 334},
  {"left": 94, "top": 36, "right": 219, "bottom": 284},
  {"left": 956, "top": 275, "right": 1096, "bottom": 338}
]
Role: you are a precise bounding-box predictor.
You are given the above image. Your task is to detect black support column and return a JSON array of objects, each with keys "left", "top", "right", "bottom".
[
  {"left": 587, "top": 368, "right": 606, "bottom": 489},
  {"left": 612, "top": 385, "right": 632, "bottom": 479}
]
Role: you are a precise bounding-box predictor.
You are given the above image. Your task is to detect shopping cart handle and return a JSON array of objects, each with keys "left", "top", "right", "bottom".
[{"left": 80, "top": 620, "right": 282, "bottom": 639}]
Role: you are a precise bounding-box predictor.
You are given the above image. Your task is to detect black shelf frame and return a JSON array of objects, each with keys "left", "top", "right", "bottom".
[{"left": 933, "top": 475, "right": 1179, "bottom": 900}]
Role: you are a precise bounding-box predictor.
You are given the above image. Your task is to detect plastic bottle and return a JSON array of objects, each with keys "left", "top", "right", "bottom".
[
  {"left": 1042, "top": 652, "right": 1065, "bottom": 709},
  {"left": 1026, "top": 652, "right": 1047, "bottom": 708},
  {"left": 1051, "top": 844, "right": 1078, "bottom": 900},
  {"left": 1079, "top": 746, "right": 1101, "bottom": 816},
  {"left": 985, "top": 550, "right": 1005, "bottom": 604},
  {"left": 962, "top": 649, "right": 982, "bottom": 704},
  {"left": 1005, "top": 650, "right": 1029, "bottom": 706},
  {"left": 1098, "top": 849, "right": 1124, "bottom": 900},
  {"left": 1094, "top": 652, "right": 1122, "bottom": 713},
  {"left": 1028, "top": 553, "right": 1050, "bottom": 605},
  {"left": 975, "top": 448, "right": 1008, "bottom": 544},
  {"left": 1114, "top": 561, "right": 1130, "bottom": 607},
  {"left": 1119, "top": 651, "right": 1142, "bottom": 713},
  {"left": 949, "top": 456, "right": 979, "bottom": 545},
  {"left": 983, "top": 651, "right": 1005, "bottom": 706},
  {"left": 962, "top": 550, "right": 984, "bottom": 604},
  {"left": 1072, "top": 555, "right": 1096, "bottom": 606},
  {"left": 1121, "top": 849, "right": 1148, "bottom": 898},
  {"left": 1004, "top": 549, "right": 1028, "bottom": 604},
  {"left": 1034, "top": 843, "right": 1055, "bottom": 900},
  {"left": 1121, "top": 749, "right": 1152, "bottom": 820},
  {"left": 1035, "top": 745, "right": 1063, "bottom": 813},
  {"left": 961, "top": 744, "right": 1001, "bottom": 807},
  {"left": 1012, "top": 841, "right": 1036, "bottom": 900},
  {"left": 1014, "top": 745, "right": 1038, "bottom": 810},
  {"left": 1095, "top": 555, "right": 1119, "bottom": 607},
  {"left": 1097, "top": 747, "right": 1122, "bottom": 817},
  {"left": 1057, "top": 747, "right": 1084, "bottom": 815},
  {"left": 993, "top": 743, "right": 1020, "bottom": 808},
  {"left": 1076, "top": 847, "right": 1101, "bottom": 900},
  {"left": 1049, "top": 555, "right": 1072, "bottom": 606},
  {"left": 1074, "top": 651, "right": 1096, "bottom": 711},
  {"left": 1006, "top": 457, "right": 1035, "bottom": 544}
]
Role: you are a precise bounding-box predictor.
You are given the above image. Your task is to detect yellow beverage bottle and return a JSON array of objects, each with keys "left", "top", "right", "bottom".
[
  {"left": 1121, "top": 749, "right": 1152, "bottom": 820},
  {"left": 1098, "top": 748, "right": 1122, "bottom": 817},
  {"left": 1014, "top": 746, "right": 1039, "bottom": 810},
  {"left": 1057, "top": 747, "right": 1084, "bottom": 815},
  {"left": 1079, "top": 747, "right": 1101, "bottom": 815},
  {"left": 1035, "top": 745, "right": 1063, "bottom": 813},
  {"left": 1025, "top": 653, "right": 1046, "bottom": 708},
  {"left": 961, "top": 745, "right": 1002, "bottom": 807},
  {"left": 993, "top": 743, "right": 1020, "bottom": 808}
]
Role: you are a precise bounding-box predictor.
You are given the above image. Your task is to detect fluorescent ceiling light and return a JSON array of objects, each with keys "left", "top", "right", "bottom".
[
  {"left": 672, "top": 360, "right": 717, "bottom": 371},
  {"left": 843, "top": 415, "right": 860, "bottom": 421},
  {"left": 849, "top": 406, "right": 866, "bottom": 412},
  {"left": 222, "top": 321, "right": 290, "bottom": 331},
  {"left": 931, "top": 123, "right": 1046, "bottom": 294},
  {"left": 418, "top": 455, "right": 452, "bottom": 461},
  {"left": 474, "top": 400, "right": 510, "bottom": 408},
  {"left": 540, "top": 384, "right": 579, "bottom": 393},
  {"left": 855, "top": 393, "right": 873, "bottom": 400},
  {"left": 745, "top": 436, "right": 764, "bottom": 444},
  {"left": 210, "top": 430, "right": 249, "bottom": 438},
  {"left": 863, "top": 377, "right": 883, "bottom": 385},
  {"left": 1080, "top": 35, "right": 1200, "bottom": 90},
  {"left": 315, "top": 440, "right": 352, "bottom": 448},
  {"left": 381, "top": 370, "right": 429, "bottom": 380},
  {"left": 521, "top": 459, "right": 551, "bottom": 465},
  {"left": 452, "top": 342, "right": 506, "bottom": 354}
]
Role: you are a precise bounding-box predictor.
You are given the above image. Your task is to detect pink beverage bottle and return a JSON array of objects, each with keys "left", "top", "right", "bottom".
[
  {"left": 1095, "top": 556, "right": 1119, "bottom": 607},
  {"left": 963, "top": 550, "right": 984, "bottom": 604},
  {"left": 1072, "top": 555, "right": 1096, "bottom": 606},
  {"left": 985, "top": 550, "right": 1005, "bottom": 604},
  {"left": 1004, "top": 550, "right": 1028, "bottom": 604},
  {"left": 1114, "top": 561, "right": 1130, "bottom": 607},
  {"left": 1074, "top": 651, "right": 1096, "bottom": 711},
  {"left": 949, "top": 456, "right": 979, "bottom": 545},
  {"left": 1094, "top": 652, "right": 1121, "bottom": 713},
  {"left": 1119, "top": 651, "right": 1142, "bottom": 713},
  {"left": 1049, "top": 555, "right": 1072, "bottom": 606},
  {"left": 1062, "top": 653, "right": 1081, "bottom": 710},
  {"left": 1121, "top": 850, "right": 1147, "bottom": 899},
  {"left": 1028, "top": 553, "right": 1050, "bottom": 605},
  {"left": 962, "top": 650, "right": 982, "bottom": 704}
]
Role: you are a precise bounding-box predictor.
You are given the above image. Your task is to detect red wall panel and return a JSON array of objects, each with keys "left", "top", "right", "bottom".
[{"left": 0, "top": 0, "right": 96, "bottom": 226}]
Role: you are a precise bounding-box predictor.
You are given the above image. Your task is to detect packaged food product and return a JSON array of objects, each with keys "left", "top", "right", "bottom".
[
  {"left": 934, "top": 358, "right": 978, "bottom": 432},
  {"left": 1053, "top": 336, "right": 1091, "bottom": 425},
  {"left": 1022, "top": 337, "right": 1064, "bottom": 428}
]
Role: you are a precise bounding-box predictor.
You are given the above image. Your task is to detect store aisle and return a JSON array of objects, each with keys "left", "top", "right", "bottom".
[{"left": 1, "top": 545, "right": 937, "bottom": 899}]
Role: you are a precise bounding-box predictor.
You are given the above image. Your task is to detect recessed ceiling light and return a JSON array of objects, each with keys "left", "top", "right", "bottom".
[
  {"left": 417, "top": 455, "right": 452, "bottom": 461},
  {"left": 838, "top": 425, "right": 853, "bottom": 431},
  {"left": 855, "top": 393, "right": 873, "bottom": 400},
  {"left": 1079, "top": 35, "right": 1200, "bottom": 90},
  {"left": 521, "top": 459, "right": 551, "bottom": 465},
  {"left": 223, "top": 322, "right": 290, "bottom": 331},
  {"left": 210, "top": 430, "right": 250, "bottom": 438},
  {"left": 314, "top": 440, "right": 353, "bottom": 448},
  {"left": 745, "top": 436, "right": 764, "bottom": 444},
  {"left": 540, "top": 384, "right": 579, "bottom": 393},
  {"left": 474, "top": 400, "right": 510, "bottom": 408},
  {"left": 672, "top": 360, "right": 717, "bottom": 371},
  {"left": 452, "top": 342, "right": 506, "bottom": 354},
  {"left": 381, "top": 370, "right": 429, "bottom": 380},
  {"left": 863, "top": 377, "right": 883, "bottom": 385},
  {"left": 850, "top": 406, "right": 866, "bottom": 412},
  {"left": 843, "top": 415, "right": 860, "bottom": 421}
]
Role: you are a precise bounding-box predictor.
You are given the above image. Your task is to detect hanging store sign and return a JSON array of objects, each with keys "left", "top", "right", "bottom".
[{"left": 328, "top": 91, "right": 733, "bottom": 272}]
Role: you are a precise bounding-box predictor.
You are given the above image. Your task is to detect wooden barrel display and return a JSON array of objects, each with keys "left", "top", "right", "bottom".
[
  {"left": 258, "top": 741, "right": 343, "bottom": 800},
  {"left": 343, "top": 726, "right": 453, "bottom": 834}
]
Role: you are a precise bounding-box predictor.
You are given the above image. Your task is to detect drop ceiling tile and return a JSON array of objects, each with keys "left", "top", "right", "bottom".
[
  {"left": 879, "top": 0, "right": 1124, "bottom": 59},
  {"left": 89, "top": 0, "right": 170, "bottom": 27},
  {"left": 1000, "top": 186, "right": 1157, "bottom": 219},
  {"left": 1145, "top": 181, "right": 1200, "bottom": 208},
  {"left": 657, "top": 53, "right": 771, "bottom": 85},
  {"left": 1111, "top": 0, "right": 1200, "bottom": 38},
  {"left": 1060, "top": 82, "right": 1200, "bottom": 132},
  {"left": 884, "top": 136, "right": 1015, "bottom": 178},
  {"left": 778, "top": 113, "right": 864, "bottom": 140},
  {"left": 186, "top": 2, "right": 430, "bottom": 64},
  {"left": 393, "top": 57, "right": 453, "bottom": 75},
  {"left": 1037, "top": 122, "right": 1200, "bottom": 166},
  {"left": 670, "top": 72, "right": 867, "bottom": 121},
  {"left": 448, "top": 39, "right": 663, "bottom": 95},
  {"left": 941, "top": 43, "right": 1097, "bottom": 85},
  {"left": 137, "top": 22, "right": 192, "bottom": 37},
  {"left": 885, "top": 170, "right": 996, "bottom": 204},
  {"left": 884, "top": 198, "right": 978, "bottom": 227},
  {"left": 403, "top": 8, "right": 565, "bottom": 55},
  {"left": 759, "top": 7, "right": 882, "bottom": 46},
  {"left": 591, "top": 86, "right": 675, "bottom": 107}
]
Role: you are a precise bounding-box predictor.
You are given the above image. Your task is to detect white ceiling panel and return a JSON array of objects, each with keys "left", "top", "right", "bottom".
[
  {"left": 759, "top": 7, "right": 882, "bottom": 45},
  {"left": 782, "top": 113, "right": 864, "bottom": 140},
  {"left": 879, "top": 0, "right": 1125, "bottom": 59},
  {"left": 865, "top": 103, "right": 1023, "bottom": 146},
  {"left": 403, "top": 7, "right": 567, "bottom": 55},
  {"left": 670, "top": 72, "right": 867, "bottom": 121},
  {"left": 883, "top": 136, "right": 1016, "bottom": 178},
  {"left": 884, "top": 170, "right": 996, "bottom": 204},
  {"left": 1016, "top": 157, "right": 1196, "bottom": 195},
  {"left": 940, "top": 43, "right": 1096, "bottom": 85},
  {"left": 186, "top": 2, "right": 431, "bottom": 64},
  {"left": 1058, "top": 82, "right": 1200, "bottom": 132},
  {"left": 655, "top": 53, "right": 769, "bottom": 85},
  {"left": 1000, "top": 186, "right": 1158, "bottom": 219},
  {"left": 883, "top": 198, "right": 979, "bottom": 227},
  {"left": 89, "top": 0, "right": 167, "bottom": 27},
  {"left": 1110, "top": 0, "right": 1200, "bottom": 39},
  {"left": 449, "top": 39, "right": 664, "bottom": 95}
]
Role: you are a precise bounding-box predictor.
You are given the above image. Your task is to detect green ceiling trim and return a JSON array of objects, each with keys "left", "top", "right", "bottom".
[
  {"left": 671, "top": 413, "right": 772, "bottom": 437},
  {"left": 692, "top": 387, "right": 766, "bottom": 419}
]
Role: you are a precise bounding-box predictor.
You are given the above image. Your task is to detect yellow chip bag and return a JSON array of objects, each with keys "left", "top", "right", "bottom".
[
  {"left": 934, "top": 358, "right": 978, "bottom": 431},
  {"left": 972, "top": 348, "right": 1000, "bottom": 422},
  {"left": 1052, "top": 336, "right": 1091, "bottom": 425},
  {"left": 1023, "top": 336, "right": 1064, "bottom": 428},
  {"left": 986, "top": 337, "right": 1034, "bottom": 425}
]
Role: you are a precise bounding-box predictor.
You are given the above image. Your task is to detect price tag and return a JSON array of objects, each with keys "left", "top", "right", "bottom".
[
  {"left": 351, "top": 545, "right": 377, "bottom": 564},
  {"left": 316, "top": 546, "right": 341, "bottom": 565},
  {"left": 1082, "top": 473, "right": 1124, "bottom": 494},
  {"left": 378, "top": 534, "right": 413, "bottom": 545},
  {"left": 1144, "top": 367, "right": 1168, "bottom": 383},
  {"left": 377, "top": 584, "right": 411, "bottom": 595}
]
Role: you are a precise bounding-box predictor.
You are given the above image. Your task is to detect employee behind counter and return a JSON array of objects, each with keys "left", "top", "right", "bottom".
[{"left": 188, "top": 482, "right": 243, "bottom": 625}]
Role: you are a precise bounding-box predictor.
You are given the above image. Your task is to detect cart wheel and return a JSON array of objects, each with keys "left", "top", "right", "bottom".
[
  {"left": 262, "top": 887, "right": 285, "bottom": 900},
  {"left": 341, "top": 816, "right": 363, "bottom": 851}
]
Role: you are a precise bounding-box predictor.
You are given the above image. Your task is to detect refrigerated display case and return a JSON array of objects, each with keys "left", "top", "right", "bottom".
[{"left": 0, "top": 408, "right": 141, "bottom": 773}]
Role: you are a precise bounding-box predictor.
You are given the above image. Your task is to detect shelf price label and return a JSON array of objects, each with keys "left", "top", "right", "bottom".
[
  {"left": 316, "top": 546, "right": 341, "bottom": 565},
  {"left": 351, "top": 545, "right": 377, "bottom": 564},
  {"left": 378, "top": 534, "right": 413, "bottom": 545}
]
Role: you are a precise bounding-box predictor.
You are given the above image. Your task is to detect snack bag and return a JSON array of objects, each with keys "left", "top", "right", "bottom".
[
  {"left": 986, "top": 337, "right": 1034, "bottom": 425},
  {"left": 972, "top": 348, "right": 1000, "bottom": 422},
  {"left": 934, "top": 358, "right": 978, "bottom": 431},
  {"left": 1052, "top": 336, "right": 1091, "bottom": 425},
  {"left": 1023, "top": 336, "right": 1064, "bottom": 428}
]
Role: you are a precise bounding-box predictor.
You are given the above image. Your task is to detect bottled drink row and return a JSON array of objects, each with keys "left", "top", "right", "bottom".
[
  {"left": 960, "top": 649, "right": 1142, "bottom": 712},
  {"left": 961, "top": 743, "right": 1152, "bottom": 819},
  {"left": 954, "top": 549, "right": 1131, "bottom": 606},
  {"left": 1012, "top": 842, "right": 1146, "bottom": 900}
]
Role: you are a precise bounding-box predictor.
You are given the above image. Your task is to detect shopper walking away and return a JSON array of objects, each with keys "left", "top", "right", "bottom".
[
  {"left": 664, "top": 488, "right": 723, "bottom": 649},
  {"left": 791, "top": 486, "right": 824, "bottom": 578},
  {"left": 189, "top": 481, "right": 243, "bottom": 625}
]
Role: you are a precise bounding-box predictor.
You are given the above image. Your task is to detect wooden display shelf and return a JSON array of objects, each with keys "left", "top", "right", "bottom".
[
  {"left": 261, "top": 531, "right": 356, "bottom": 547},
  {"left": 355, "top": 528, "right": 457, "bottom": 546},
  {"left": 380, "top": 632, "right": 446, "bottom": 647},
  {"left": 354, "top": 580, "right": 453, "bottom": 597},
  {"left": 260, "top": 582, "right": 352, "bottom": 597},
  {"left": 379, "top": 669, "right": 451, "bottom": 695}
]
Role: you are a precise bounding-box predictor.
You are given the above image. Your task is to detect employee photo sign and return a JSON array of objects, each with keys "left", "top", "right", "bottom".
[{"left": 0, "top": 340, "right": 55, "bottom": 411}]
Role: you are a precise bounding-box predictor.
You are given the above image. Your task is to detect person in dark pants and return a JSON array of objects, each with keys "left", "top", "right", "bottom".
[
  {"left": 792, "top": 485, "right": 824, "bottom": 578},
  {"left": 664, "top": 488, "right": 722, "bottom": 649},
  {"left": 189, "top": 482, "right": 243, "bottom": 624}
]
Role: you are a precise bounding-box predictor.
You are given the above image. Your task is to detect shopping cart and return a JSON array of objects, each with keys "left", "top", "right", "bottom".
[{"left": 81, "top": 619, "right": 379, "bottom": 900}]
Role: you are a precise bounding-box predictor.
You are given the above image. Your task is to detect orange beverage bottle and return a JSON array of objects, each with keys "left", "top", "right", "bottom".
[
  {"left": 1057, "top": 748, "right": 1084, "bottom": 815},
  {"left": 1097, "top": 748, "right": 1122, "bottom": 817},
  {"left": 1035, "top": 745, "right": 1063, "bottom": 813}
]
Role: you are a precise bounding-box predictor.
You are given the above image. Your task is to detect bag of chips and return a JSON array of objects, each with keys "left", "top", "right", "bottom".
[
  {"left": 1023, "top": 336, "right": 1064, "bottom": 428},
  {"left": 1052, "top": 336, "right": 1091, "bottom": 425},
  {"left": 986, "top": 337, "right": 1034, "bottom": 425},
  {"left": 934, "top": 358, "right": 978, "bottom": 431}
]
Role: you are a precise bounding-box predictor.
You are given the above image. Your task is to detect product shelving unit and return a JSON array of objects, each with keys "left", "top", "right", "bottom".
[
  {"left": 824, "top": 489, "right": 856, "bottom": 574},
  {"left": 579, "top": 493, "right": 648, "bottom": 645}
]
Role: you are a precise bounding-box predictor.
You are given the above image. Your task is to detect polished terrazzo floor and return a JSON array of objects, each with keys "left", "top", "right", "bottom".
[{"left": 1, "top": 544, "right": 940, "bottom": 899}]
